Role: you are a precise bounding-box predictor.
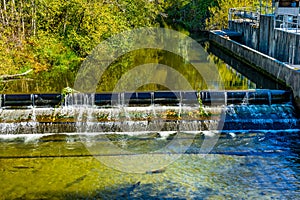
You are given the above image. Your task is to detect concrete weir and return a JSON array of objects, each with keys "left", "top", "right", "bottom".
[
  {"left": 0, "top": 90, "right": 293, "bottom": 108},
  {"left": 0, "top": 90, "right": 298, "bottom": 134},
  {"left": 209, "top": 31, "right": 300, "bottom": 108}
]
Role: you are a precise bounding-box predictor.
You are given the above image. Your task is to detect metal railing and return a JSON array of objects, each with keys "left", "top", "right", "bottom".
[
  {"left": 274, "top": 8, "right": 300, "bottom": 33},
  {"left": 229, "top": 6, "right": 300, "bottom": 34},
  {"left": 229, "top": 6, "right": 274, "bottom": 24}
]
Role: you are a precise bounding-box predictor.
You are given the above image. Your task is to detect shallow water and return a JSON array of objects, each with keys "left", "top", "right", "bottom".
[{"left": 1, "top": 131, "right": 299, "bottom": 199}]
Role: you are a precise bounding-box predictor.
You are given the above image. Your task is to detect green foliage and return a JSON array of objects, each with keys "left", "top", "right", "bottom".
[
  {"left": 35, "top": 0, "right": 165, "bottom": 57},
  {"left": 62, "top": 87, "right": 78, "bottom": 97},
  {"left": 0, "top": 0, "right": 167, "bottom": 84},
  {"left": 28, "top": 32, "right": 81, "bottom": 72},
  {"left": 206, "top": 0, "right": 266, "bottom": 29},
  {"left": 0, "top": 0, "right": 255, "bottom": 93},
  {"left": 197, "top": 91, "right": 211, "bottom": 117},
  {"left": 165, "top": 0, "right": 218, "bottom": 31}
]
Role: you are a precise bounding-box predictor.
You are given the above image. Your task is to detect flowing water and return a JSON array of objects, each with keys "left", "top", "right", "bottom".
[
  {"left": 0, "top": 92, "right": 299, "bottom": 199},
  {"left": 1, "top": 37, "right": 300, "bottom": 199},
  {"left": 0, "top": 130, "right": 299, "bottom": 199}
]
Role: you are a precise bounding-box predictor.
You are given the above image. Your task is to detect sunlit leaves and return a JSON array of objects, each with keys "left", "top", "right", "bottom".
[
  {"left": 164, "top": 0, "right": 218, "bottom": 31},
  {"left": 205, "top": 0, "right": 267, "bottom": 29},
  {"left": 0, "top": 0, "right": 254, "bottom": 93}
]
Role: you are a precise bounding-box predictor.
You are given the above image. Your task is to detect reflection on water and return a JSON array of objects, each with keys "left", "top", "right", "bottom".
[
  {"left": 0, "top": 33, "right": 297, "bottom": 199},
  {"left": 206, "top": 42, "right": 287, "bottom": 90},
  {"left": 1, "top": 47, "right": 256, "bottom": 93},
  {"left": 0, "top": 131, "right": 299, "bottom": 199}
]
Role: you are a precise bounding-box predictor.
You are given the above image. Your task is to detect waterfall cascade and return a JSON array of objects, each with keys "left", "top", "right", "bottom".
[{"left": 0, "top": 90, "right": 298, "bottom": 134}]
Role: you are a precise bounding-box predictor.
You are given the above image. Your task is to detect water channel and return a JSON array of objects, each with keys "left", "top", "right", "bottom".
[{"left": 0, "top": 33, "right": 299, "bottom": 199}]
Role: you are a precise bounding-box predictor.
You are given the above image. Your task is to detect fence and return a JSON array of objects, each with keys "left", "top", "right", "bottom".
[
  {"left": 229, "top": 6, "right": 274, "bottom": 24},
  {"left": 274, "top": 7, "right": 300, "bottom": 33}
]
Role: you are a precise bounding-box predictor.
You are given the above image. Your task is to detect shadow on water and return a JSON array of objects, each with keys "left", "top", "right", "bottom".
[
  {"left": 206, "top": 42, "right": 288, "bottom": 90},
  {"left": 29, "top": 182, "right": 217, "bottom": 200}
]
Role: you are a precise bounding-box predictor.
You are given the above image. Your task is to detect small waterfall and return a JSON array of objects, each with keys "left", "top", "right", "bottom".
[
  {"left": 65, "top": 93, "right": 95, "bottom": 107},
  {"left": 30, "top": 106, "right": 37, "bottom": 134},
  {"left": 66, "top": 93, "right": 95, "bottom": 133},
  {"left": 151, "top": 92, "right": 154, "bottom": 106},
  {"left": 0, "top": 108, "right": 38, "bottom": 134},
  {"left": 0, "top": 90, "right": 298, "bottom": 134}
]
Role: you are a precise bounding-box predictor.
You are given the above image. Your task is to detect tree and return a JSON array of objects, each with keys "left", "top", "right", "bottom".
[
  {"left": 1, "top": 0, "right": 251, "bottom": 93},
  {"left": 206, "top": 0, "right": 267, "bottom": 30},
  {"left": 164, "top": 0, "right": 218, "bottom": 31}
]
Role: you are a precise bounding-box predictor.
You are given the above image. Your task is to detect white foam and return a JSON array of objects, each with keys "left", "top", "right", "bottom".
[
  {"left": 0, "top": 128, "right": 299, "bottom": 143},
  {"left": 0, "top": 133, "right": 52, "bottom": 142}
]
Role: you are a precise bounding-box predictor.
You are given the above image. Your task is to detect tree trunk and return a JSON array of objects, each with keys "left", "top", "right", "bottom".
[
  {"left": 0, "top": 4, "right": 5, "bottom": 25},
  {"left": 3, "top": 0, "right": 8, "bottom": 25},
  {"left": 31, "top": 0, "right": 36, "bottom": 36},
  {"left": 20, "top": 0, "right": 25, "bottom": 39}
]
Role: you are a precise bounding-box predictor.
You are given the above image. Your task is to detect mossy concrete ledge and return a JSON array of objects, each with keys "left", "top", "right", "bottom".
[
  {"left": 0, "top": 104, "right": 298, "bottom": 134},
  {"left": 209, "top": 31, "right": 300, "bottom": 109}
]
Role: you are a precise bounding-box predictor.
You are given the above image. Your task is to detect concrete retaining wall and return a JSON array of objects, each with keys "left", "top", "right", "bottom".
[
  {"left": 209, "top": 32, "right": 300, "bottom": 107},
  {"left": 258, "top": 15, "right": 274, "bottom": 55},
  {"left": 229, "top": 15, "right": 300, "bottom": 65},
  {"left": 272, "top": 30, "right": 300, "bottom": 64},
  {"left": 229, "top": 21, "right": 259, "bottom": 49}
]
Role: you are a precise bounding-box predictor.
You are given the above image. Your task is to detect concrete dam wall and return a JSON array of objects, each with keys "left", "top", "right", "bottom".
[{"left": 209, "top": 32, "right": 300, "bottom": 107}]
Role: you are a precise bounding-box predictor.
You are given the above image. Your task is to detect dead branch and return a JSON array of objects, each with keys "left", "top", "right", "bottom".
[
  {"left": 0, "top": 69, "right": 33, "bottom": 81},
  {"left": 1, "top": 78, "right": 34, "bottom": 83}
]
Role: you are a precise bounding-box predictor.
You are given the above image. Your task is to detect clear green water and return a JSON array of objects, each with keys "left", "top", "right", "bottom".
[
  {"left": 2, "top": 47, "right": 256, "bottom": 94},
  {"left": 0, "top": 34, "right": 296, "bottom": 199},
  {"left": 1, "top": 131, "right": 299, "bottom": 199}
]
